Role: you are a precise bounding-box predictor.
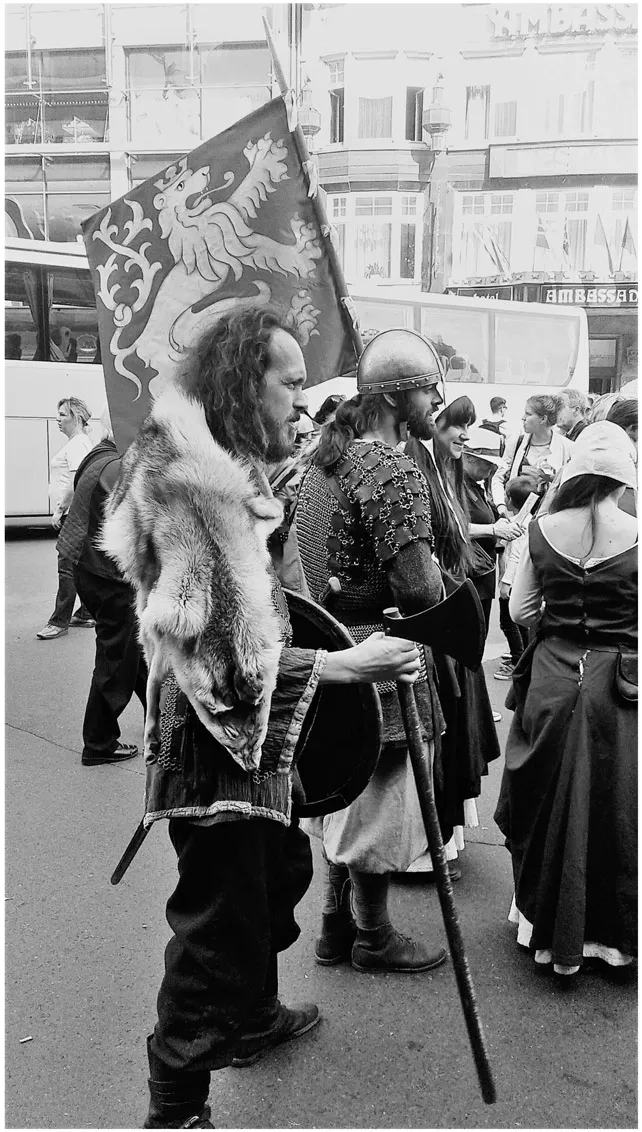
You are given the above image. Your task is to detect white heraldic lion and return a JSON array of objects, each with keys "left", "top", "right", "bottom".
[{"left": 100, "top": 386, "right": 284, "bottom": 771}]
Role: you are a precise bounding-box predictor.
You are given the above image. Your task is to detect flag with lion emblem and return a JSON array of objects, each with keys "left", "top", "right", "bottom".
[{"left": 82, "top": 96, "right": 357, "bottom": 450}]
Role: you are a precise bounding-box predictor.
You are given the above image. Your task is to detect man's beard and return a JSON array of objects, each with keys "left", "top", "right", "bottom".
[
  {"left": 406, "top": 402, "right": 436, "bottom": 441},
  {"left": 263, "top": 410, "right": 297, "bottom": 462}
]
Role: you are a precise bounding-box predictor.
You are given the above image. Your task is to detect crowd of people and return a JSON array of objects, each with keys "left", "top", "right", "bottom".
[{"left": 43, "top": 317, "right": 637, "bottom": 1128}]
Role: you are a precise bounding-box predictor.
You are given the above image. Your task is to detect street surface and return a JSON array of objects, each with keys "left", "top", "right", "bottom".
[{"left": 5, "top": 531, "right": 637, "bottom": 1130}]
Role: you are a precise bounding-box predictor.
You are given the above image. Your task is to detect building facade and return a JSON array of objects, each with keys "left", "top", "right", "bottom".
[
  {"left": 304, "top": 2, "right": 637, "bottom": 392},
  {"left": 5, "top": 3, "right": 637, "bottom": 392},
  {"left": 4, "top": 3, "right": 292, "bottom": 242}
]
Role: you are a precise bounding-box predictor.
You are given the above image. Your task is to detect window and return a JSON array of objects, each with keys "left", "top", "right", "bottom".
[
  {"left": 355, "top": 195, "right": 393, "bottom": 277},
  {"left": 543, "top": 82, "right": 594, "bottom": 137},
  {"left": 5, "top": 264, "right": 41, "bottom": 360},
  {"left": 565, "top": 192, "right": 589, "bottom": 213},
  {"left": 612, "top": 190, "right": 636, "bottom": 211},
  {"left": 6, "top": 154, "right": 110, "bottom": 242},
  {"left": 127, "top": 47, "right": 199, "bottom": 147},
  {"left": 331, "top": 196, "right": 347, "bottom": 219},
  {"left": 462, "top": 195, "right": 485, "bottom": 217},
  {"left": 457, "top": 193, "right": 513, "bottom": 277},
  {"left": 536, "top": 192, "right": 559, "bottom": 214},
  {"left": 49, "top": 267, "right": 100, "bottom": 363},
  {"left": 405, "top": 87, "right": 424, "bottom": 143},
  {"left": 329, "top": 88, "right": 344, "bottom": 143},
  {"left": 400, "top": 195, "right": 418, "bottom": 279},
  {"left": 493, "top": 99, "right": 517, "bottom": 137},
  {"left": 358, "top": 96, "right": 393, "bottom": 140},
  {"left": 465, "top": 86, "right": 490, "bottom": 141},
  {"left": 326, "top": 59, "right": 344, "bottom": 86},
  {"left": 200, "top": 45, "right": 270, "bottom": 138},
  {"left": 327, "top": 195, "right": 347, "bottom": 271},
  {"left": 126, "top": 44, "right": 270, "bottom": 147},
  {"left": 5, "top": 48, "right": 108, "bottom": 145}
]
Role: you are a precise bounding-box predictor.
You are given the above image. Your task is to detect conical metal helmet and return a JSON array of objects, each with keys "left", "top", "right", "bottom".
[{"left": 357, "top": 328, "right": 444, "bottom": 395}]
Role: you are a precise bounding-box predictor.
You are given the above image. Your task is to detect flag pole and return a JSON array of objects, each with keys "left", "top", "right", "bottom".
[{"left": 262, "top": 15, "right": 363, "bottom": 364}]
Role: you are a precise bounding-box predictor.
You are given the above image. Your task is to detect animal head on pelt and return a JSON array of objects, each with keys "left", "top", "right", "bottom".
[{"left": 101, "top": 388, "right": 285, "bottom": 769}]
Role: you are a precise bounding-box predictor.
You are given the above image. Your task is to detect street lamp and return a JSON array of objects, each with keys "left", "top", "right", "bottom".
[{"left": 421, "top": 75, "right": 452, "bottom": 292}]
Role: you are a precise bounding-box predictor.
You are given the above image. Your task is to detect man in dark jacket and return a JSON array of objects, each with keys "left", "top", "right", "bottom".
[
  {"left": 56, "top": 407, "right": 147, "bottom": 765},
  {"left": 557, "top": 388, "right": 590, "bottom": 442}
]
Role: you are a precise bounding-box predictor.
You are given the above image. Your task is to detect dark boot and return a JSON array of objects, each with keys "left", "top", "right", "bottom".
[
  {"left": 143, "top": 1036, "right": 213, "bottom": 1129},
  {"left": 314, "top": 909, "right": 357, "bottom": 965},
  {"left": 351, "top": 924, "right": 448, "bottom": 974},
  {"left": 231, "top": 996, "right": 320, "bottom": 1067}
]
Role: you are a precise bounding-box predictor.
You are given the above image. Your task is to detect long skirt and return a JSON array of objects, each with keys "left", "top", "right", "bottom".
[{"left": 495, "top": 636, "right": 637, "bottom": 971}]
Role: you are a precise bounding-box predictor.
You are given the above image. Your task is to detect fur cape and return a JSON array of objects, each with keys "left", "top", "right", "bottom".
[{"left": 100, "top": 386, "right": 284, "bottom": 771}]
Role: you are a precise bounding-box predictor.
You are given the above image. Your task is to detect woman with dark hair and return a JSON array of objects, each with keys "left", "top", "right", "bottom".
[
  {"left": 495, "top": 421, "right": 637, "bottom": 977},
  {"left": 492, "top": 393, "right": 574, "bottom": 513},
  {"left": 404, "top": 397, "right": 504, "bottom": 876}
]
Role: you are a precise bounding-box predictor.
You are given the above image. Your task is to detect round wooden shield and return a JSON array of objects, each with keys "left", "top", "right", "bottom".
[{"left": 284, "top": 589, "right": 383, "bottom": 817}]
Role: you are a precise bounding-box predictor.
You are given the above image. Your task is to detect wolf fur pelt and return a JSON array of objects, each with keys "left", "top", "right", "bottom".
[{"left": 100, "top": 386, "right": 284, "bottom": 772}]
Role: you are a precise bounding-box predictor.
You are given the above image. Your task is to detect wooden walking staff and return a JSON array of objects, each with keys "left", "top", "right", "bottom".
[
  {"left": 385, "top": 606, "right": 497, "bottom": 1106},
  {"left": 262, "top": 15, "right": 364, "bottom": 363}
]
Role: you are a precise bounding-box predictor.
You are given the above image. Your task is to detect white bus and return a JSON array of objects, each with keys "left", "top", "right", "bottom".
[
  {"left": 5, "top": 237, "right": 106, "bottom": 525},
  {"left": 305, "top": 287, "right": 589, "bottom": 430}
]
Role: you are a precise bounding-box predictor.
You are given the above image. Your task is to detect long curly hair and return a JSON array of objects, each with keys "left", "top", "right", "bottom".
[{"left": 176, "top": 308, "right": 301, "bottom": 461}]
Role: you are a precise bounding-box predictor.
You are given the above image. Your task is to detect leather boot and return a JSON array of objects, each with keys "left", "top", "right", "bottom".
[
  {"left": 231, "top": 996, "right": 320, "bottom": 1067},
  {"left": 351, "top": 924, "right": 448, "bottom": 973},
  {"left": 314, "top": 909, "right": 357, "bottom": 965},
  {"left": 143, "top": 1036, "right": 213, "bottom": 1128}
]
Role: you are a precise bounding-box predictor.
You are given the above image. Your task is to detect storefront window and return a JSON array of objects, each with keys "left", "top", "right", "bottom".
[
  {"left": 6, "top": 154, "right": 109, "bottom": 241},
  {"left": 5, "top": 48, "right": 108, "bottom": 145},
  {"left": 127, "top": 48, "right": 200, "bottom": 148}
]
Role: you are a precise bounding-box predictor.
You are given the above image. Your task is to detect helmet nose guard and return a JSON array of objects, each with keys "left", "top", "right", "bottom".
[{"left": 357, "top": 328, "right": 444, "bottom": 395}]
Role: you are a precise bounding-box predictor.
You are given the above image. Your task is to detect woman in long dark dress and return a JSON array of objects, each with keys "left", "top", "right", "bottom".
[
  {"left": 406, "top": 398, "right": 519, "bottom": 873},
  {"left": 495, "top": 421, "right": 638, "bottom": 975}
]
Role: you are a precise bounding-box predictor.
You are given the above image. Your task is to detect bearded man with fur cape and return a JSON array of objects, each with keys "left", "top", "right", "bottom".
[{"left": 101, "top": 308, "right": 423, "bottom": 1129}]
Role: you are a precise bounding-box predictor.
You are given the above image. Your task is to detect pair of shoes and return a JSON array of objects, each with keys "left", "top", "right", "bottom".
[
  {"left": 82, "top": 742, "right": 139, "bottom": 766},
  {"left": 494, "top": 661, "right": 514, "bottom": 680},
  {"left": 492, "top": 710, "right": 502, "bottom": 723},
  {"left": 70, "top": 614, "right": 96, "bottom": 627},
  {"left": 351, "top": 924, "right": 448, "bottom": 973},
  {"left": 36, "top": 624, "right": 68, "bottom": 640},
  {"left": 231, "top": 1001, "right": 320, "bottom": 1067},
  {"left": 315, "top": 910, "right": 357, "bottom": 965}
]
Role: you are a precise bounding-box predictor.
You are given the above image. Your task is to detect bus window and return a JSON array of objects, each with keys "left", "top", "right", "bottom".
[
  {"left": 419, "top": 306, "right": 488, "bottom": 383},
  {"left": 494, "top": 311, "right": 579, "bottom": 387},
  {"left": 48, "top": 267, "right": 100, "bottom": 363},
  {"left": 5, "top": 264, "right": 40, "bottom": 360}
]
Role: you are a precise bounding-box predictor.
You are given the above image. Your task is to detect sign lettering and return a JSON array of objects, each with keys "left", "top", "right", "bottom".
[
  {"left": 489, "top": 5, "right": 637, "bottom": 38},
  {"left": 544, "top": 284, "right": 638, "bottom": 307}
]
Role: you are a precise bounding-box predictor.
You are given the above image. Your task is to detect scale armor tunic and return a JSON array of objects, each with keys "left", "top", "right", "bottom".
[{"left": 295, "top": 440, "right": 445, "bottom": 873}]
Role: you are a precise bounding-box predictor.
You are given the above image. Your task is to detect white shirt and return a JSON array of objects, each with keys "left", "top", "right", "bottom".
[{"left": 49, "top": 431, "right": 94, "bottom": 512}]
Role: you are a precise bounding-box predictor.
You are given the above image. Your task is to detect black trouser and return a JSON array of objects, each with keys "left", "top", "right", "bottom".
[
  {"left": 73, "top": 565, "right": 147, "bottom": 758},
  {"left": 150, "top": 816, "right": 313, "bottom": 1074},
  {"left": 48, "top": 516, "right": 92, "bottom": 628},
  {"left": 498, "top": 596, "right": 530, "bottom": 664}
]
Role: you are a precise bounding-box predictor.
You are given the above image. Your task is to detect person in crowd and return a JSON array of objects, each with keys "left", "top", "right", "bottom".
[
  {"left": 462, "top": 423, "right": 522, "bottom": 633},
  {"left": 493, "top": 476, "right": 533, "bottom": 681},
  {"left": 296, "top": 329, "right": 450, "bottom": 967},
  {"left": 405, "top": 397, "right": 505, "bottom": 876},
  {"left": 556, "top": 388, "right": 590, "bottom": 442},
  {"left": 492, "top": 393, "right": 575, "bottom": 514},
  {"left": 494, "top": 421, "right": 637, "bottom": 977},
  {"left": 481, "top": 396, "right": 509, "bottom": 454},
  {"left": 36, "top": 396, "right": 96, "bottom": 640},
  {"left": 606, "top": 399, "right": 638, "bottom": 517},
  {"left": 56, "top": 405, "right": 147, "bottom": 766},
  {"left": 99, "top": 310, "right": 430, "bottom": 1128}
]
